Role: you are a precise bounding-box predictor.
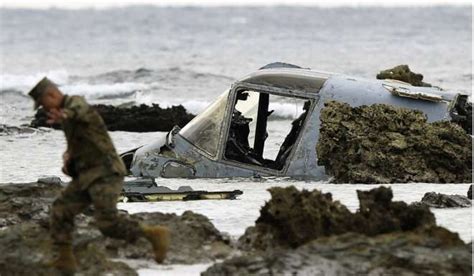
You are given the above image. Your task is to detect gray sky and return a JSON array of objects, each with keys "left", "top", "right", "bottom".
[{"left": 0, "top": 0, "right": 471, "bottom": 9}]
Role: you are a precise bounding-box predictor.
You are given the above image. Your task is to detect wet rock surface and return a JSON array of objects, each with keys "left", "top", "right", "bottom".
[
  {"left": 30, "top": 104, "right": 195, "bottom": 132},
  {"left": 0, "top": 180, "right": 62, "bottom": 227},
  {"left": 239, "top": 186, "right": 435, "bottom": 251},
  {"left": 414, "top": 192, "right": 472, "bottom": 208},
  {"left": 0, "top": 124, "right": 44, "bottom": 136},
  {"left": 0, "top": 181, "right": 133, "bottom": 275},
  {"left": 99, "top": 211, "right": 233, "bottom": 264},
  {"left": 0, "top": 222, "right": 137, "bottom": 276},
  {"left": 0, "top": 180, "right": 233, "bottom": 275},
  {"left": 205, "top": 186, "right": 471, "bottom": 275},
  {"left": 376, "top": 64, "right": 432, "bottom": 87},
  {"left": 238, "top": 186, "right": 353, "bottom": 251},
  {"left": 205, "top": 228, "right": 471, "bottom": 276},
  {"left": 316, "top": 101, "right": 472, "bottom": 183},
  {"left": 2, "top": 180, "right": 471, "bottom": 275}
]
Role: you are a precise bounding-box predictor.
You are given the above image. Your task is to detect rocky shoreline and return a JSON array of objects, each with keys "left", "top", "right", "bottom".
[
  {"left": 204, "top": 186, "right": 472, "bottom": 275},
  {"left": 0, "top": 180, "right": 233, "bottom": 275},
  {"left": 0, "top": 180, "right": 471, "bottom": 275},
  {"left": 30, "top": 104, "right": 195, "bottom": 132}
]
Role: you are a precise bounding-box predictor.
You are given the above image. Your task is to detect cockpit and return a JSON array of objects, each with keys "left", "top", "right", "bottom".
[{"left": 179, "top": 88, "right": 312, "bottom": 171}]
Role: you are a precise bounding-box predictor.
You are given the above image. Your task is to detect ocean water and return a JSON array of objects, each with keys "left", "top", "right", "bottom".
[
  {"left": 0, "top": 6, "right": 472, "bottom": 124},
  {"left": 0, "top": 6, "right": 472, "bottom": 275}
]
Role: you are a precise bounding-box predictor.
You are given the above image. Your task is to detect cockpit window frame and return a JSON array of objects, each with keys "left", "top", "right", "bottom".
[
  {"left": 178, "top": 90, "right": 233, "bottom": 160},
  {"left": 218, "top": 82, "right": 317, "bottom": 175}
]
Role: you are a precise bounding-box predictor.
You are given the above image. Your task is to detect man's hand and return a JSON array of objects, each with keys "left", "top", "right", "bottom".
[{"left": 46, "top": 108, "right": 66, "bottom": 124}]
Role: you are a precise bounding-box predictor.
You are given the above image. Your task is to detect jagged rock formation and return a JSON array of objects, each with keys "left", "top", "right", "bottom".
[
  {"left": 238, "top": 186, "right": 353, "bottom": 251},
  {"left": 30, "top": 104, "right": 195, "bottom": 132},
  {"left": 101, "top": 211, "right": 233, "bottom": 264},
  {"left": 0, "top": 180, "right": 232, "bottom": 275},
  {"left": 204, "top": 228, "right": 471, "bottom": 276},
  {"left": 316, "top": 101, "right": 472, "bottom": 183},
  {"left": 0, "top": 222, "right": 137, "bottom": 276},
  {"left": 1, "top": 180, "right": 471, "bottom": 275},
  {"left": 0, "top": 180, "right": 62, "bottom": 227},
  {"left": 376, "top": 64, "right": 432, "bottom": 87},
  {"left": 204, "top": 186, "right": 471, "bottom": 276},
  {"left": 238, "top": 186, "right": 435, "bottom": 251},
  {"left": 413, "top": 192, "right": 472, "bottom": 208}
]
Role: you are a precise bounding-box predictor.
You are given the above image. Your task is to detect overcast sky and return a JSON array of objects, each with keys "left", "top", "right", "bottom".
[{"left": 0, "top": 0, "right": 471, "bottom": 9}]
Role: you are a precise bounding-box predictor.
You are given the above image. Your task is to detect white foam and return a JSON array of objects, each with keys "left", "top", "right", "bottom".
[
  {"left": 132, "top": 90, "right": 212, "bottom": 113},
  {"left": 134, "top": 92, "right": 307, "bottom": 117},
  {"left": 0, "top": 72, "right": 156, "bottom": 101},
  {"left": 0, "top": 70, "right": 70, "bottom": 91},
  {"left": 268, "top": 101, "right": 306, "bottom": 119},
  {"left": 62, "top": 82, "right": 150, "bottom": 99},
  {"left": 1, "top": 72, "right": 307, "bottom": 119}
]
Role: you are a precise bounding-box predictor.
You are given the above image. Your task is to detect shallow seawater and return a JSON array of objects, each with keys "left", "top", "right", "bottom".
[
  {"left": 0, "top": 129, "right": 471, "bottom": 244},
  {"left": 120, "top": 179, "right": 472, "bottom": 242}
]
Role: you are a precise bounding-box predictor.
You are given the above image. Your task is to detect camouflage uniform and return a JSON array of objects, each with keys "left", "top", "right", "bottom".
[{"left": 50, "top": 95, "right": 142, "bottom": 246}]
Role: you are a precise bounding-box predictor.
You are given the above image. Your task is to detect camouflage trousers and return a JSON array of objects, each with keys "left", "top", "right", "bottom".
[{"left": 50, "top": 174, "right": 143, "bottom": 246}]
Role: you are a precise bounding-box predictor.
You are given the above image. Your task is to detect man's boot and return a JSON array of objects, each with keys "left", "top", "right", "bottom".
[
  {"left": 141, "top": 225, "right": 170, "bottom": 263},
  {"left": 48, "top": 244, "right": 78, "bottom": 275}
]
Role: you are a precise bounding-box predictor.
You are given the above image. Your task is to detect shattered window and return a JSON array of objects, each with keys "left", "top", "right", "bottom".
[
  {"left": 233, "top": 91, "right": 259, "bottom": 147},
  {"left": 225, "top": 90, "right": 310, "bottom": 170},
  {"left": 179, "top": 91, "right": 228, "bottom": 157}
]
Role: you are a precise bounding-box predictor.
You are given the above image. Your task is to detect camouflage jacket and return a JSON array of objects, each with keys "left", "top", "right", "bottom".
[{"left": 61, "top": 95, "right": 126, "bottom": 185}]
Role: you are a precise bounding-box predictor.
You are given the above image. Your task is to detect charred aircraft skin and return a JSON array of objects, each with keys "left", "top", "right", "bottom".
[{"left": 121, "top": 63, "right": 464, "bottom": 180}]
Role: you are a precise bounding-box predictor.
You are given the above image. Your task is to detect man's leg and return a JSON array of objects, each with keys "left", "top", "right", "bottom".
[
  {"left": 88, "top": 175, "right": 142, "bottom": 241},
  {"left": 49, "top": 180, "right": 90, "bottom": 273},
  {"left": 88, "top": 174, "right": 170, "bottom": 263}
]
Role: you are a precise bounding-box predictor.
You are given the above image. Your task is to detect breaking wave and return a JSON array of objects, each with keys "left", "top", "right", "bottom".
[
  {"left": 0, "top": 70, "right": 70, "bottom": 91},
  {"left": 72, "top": 67, "right": 234, "bottom": 84},
  {"left": 60, "top": 82, "right": 151, "bottom": 98},
  {"left": 1, "top": 67, "right": 233, "bottom": 99},
  {"left": 1, "top": 68, "right": 300, "bottom": 119}
]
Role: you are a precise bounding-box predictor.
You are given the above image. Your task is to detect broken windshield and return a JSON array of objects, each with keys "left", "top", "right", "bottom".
[
  {"left": 224, "top": 90, "right": 310, "bottom": 170},
  {"left": 179, "top": 91, "right": 229, "bottom": 157}
]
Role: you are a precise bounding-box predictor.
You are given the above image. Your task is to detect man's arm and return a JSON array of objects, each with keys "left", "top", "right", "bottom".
[
  {"left": 62, "top": 96, "right": 90, "bottom": 121},
  {"left": 46, "top": 96, "right": 90, "bottom": 124}
]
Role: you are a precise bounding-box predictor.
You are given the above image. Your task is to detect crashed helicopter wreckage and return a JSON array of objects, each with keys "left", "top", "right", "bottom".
[{"left": 120, "top": 62, "right": 471, "bottom": 181}]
